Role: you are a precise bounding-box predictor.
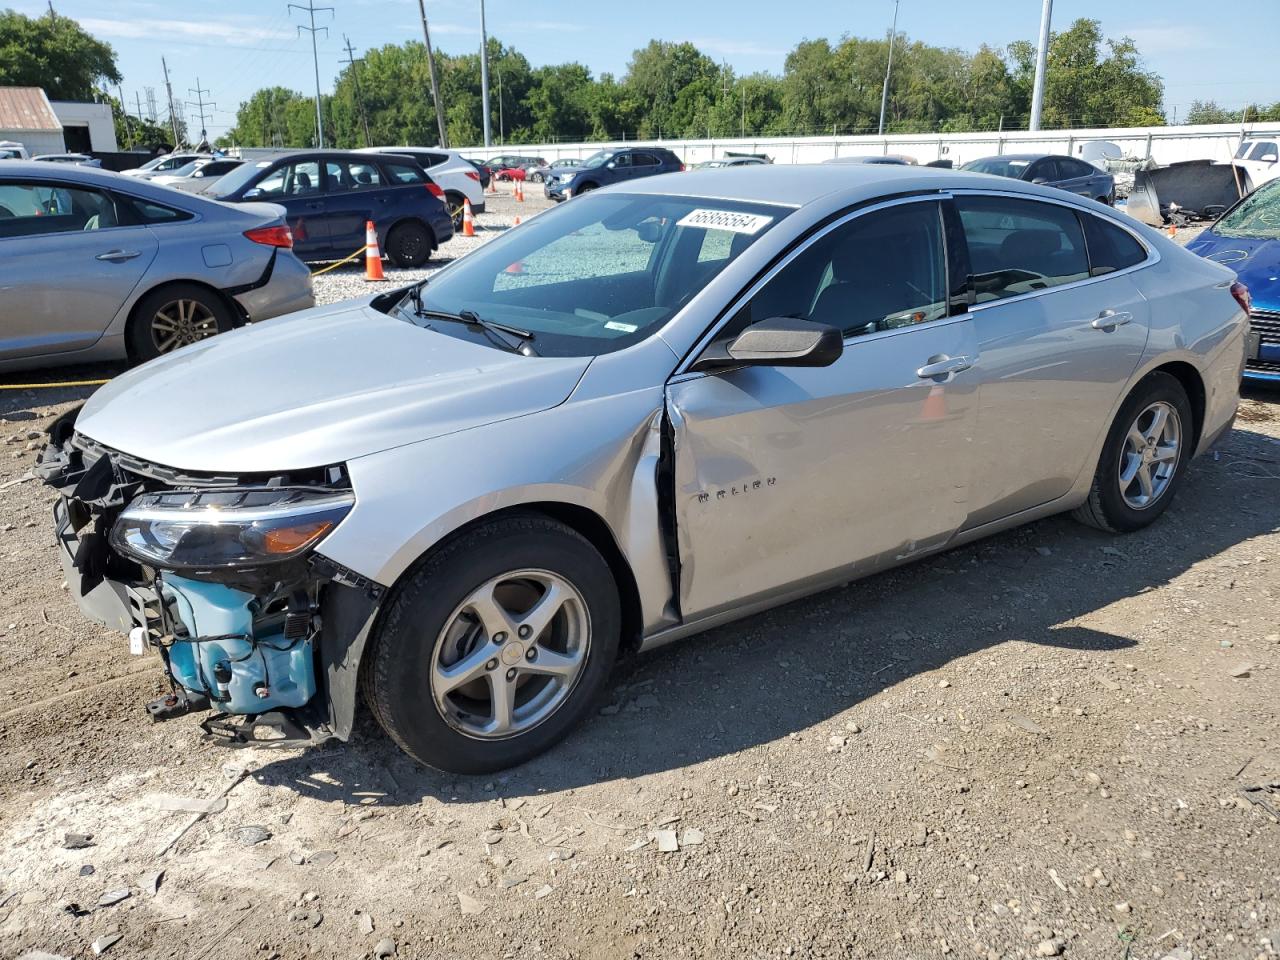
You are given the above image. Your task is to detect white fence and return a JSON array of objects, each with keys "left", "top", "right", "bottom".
[{"left": 459, "top": 122, "right": 1280, "bottom": 169}]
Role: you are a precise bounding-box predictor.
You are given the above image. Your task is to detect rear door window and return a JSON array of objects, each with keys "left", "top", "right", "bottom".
[
  {"left": 1029, "top": 158, "right": 1061, "bottom": 181},
  {"left": 1081, "top": 214, "right": 1147, "bottom": 275},
  {"left": 1249, "top": 141, "right": 1278, "bottom": 161},
  {"left": 955, "top": 194, "right": 1090, "bottom": 301},
  {"left": 0, "top": 181, "right": 118, "bottom": 237},
  {"left": 632, "top": 153, "right": 659, "bottom": 167}
]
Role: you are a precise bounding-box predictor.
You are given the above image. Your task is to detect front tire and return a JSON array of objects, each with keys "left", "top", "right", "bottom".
[
  {"left": 363, "top": 515, "right": 621, "bottom": 774},
  {"left": 1072, "top": 371, "right": 1193, "bottom": 533},
  {"left": 127, "top": 283, "right": 234, "bottom": 363},
  {"left": 386, "top": 220, "right": 433, "bottom": 268}
]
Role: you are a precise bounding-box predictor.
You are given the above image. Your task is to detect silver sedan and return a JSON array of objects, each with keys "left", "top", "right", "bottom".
[
  {"left": 0, "top": 161, "right": 314, "bottom": 371},
  {"left": 41, "top": 165, "right": 1245, "bottom": 773}
]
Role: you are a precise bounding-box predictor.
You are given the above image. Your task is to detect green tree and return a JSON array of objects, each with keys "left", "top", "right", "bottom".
[{"left": 0, "top": 8, "right": 120, "bottom": 100}]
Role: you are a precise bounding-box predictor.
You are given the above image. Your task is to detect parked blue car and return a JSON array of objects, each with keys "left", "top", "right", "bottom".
[
  {"left": 1187, "top": 178, "right": 1280, "bottom": 383},
  {"left": 206, "top": 150, "right": 454, "bottom": 266},
  {"left": 544, "top": 147, "right": 684, "bottom": 201}
]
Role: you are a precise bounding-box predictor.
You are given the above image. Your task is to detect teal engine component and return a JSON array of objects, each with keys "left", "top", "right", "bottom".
[{"left": 158, "top": 574, "right": 316, "bottom": 715}]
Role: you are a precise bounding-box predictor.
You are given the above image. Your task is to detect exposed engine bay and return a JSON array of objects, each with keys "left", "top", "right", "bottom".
[{"left": 36, "top": 414, "right": 382, "bottom": 747}]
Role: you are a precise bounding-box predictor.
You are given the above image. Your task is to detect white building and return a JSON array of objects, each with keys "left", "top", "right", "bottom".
[{"left": 0, "top": 86, "right": 119, "bottom": 157}]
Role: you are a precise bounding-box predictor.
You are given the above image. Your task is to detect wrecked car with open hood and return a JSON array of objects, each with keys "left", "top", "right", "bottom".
[{"left": 41, "top": 165, "right": 1244, "bottom": 773}]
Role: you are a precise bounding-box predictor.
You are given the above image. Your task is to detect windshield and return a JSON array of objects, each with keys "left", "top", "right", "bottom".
[
  {"left": 581, "top": 151, "right": 613, "bottom": 170},
  {"left": 1215, "top": 179, "right": 1280, "bottom": 239},
  {"left": 962, "top": 158, "right": 1032, "bottom": 178},
  {"left": 400, "top": 193, "right": 789, "bottom": 357},
  {"left": 205, "top": 159, "right": 271, "bottom": 198}
]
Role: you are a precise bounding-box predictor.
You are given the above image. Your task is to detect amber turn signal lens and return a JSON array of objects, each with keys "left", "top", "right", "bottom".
[{"left": 262, "top": 520, "right": 334, "bottom": 555}]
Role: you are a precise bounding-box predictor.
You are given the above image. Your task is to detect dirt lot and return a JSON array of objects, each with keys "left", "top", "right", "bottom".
[{"left": 0, "top": 198, "right": 1278, "bottom": 960}]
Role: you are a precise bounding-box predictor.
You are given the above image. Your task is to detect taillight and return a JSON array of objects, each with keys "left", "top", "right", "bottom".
[
  {"left": 244, "top": 225, "right": 293, "bottom": 248},
  {"left": 464, "top": 170, "right": 480, "bottom": 181},
  {"left": 425, "top": 182, "right": 444, "bottom": 199},
  {"left": 1231, "top": 280, "right": 1252, "bottom": 314},
  {"left": 679, "top": 163, "right": 686, "bottom": 172}
]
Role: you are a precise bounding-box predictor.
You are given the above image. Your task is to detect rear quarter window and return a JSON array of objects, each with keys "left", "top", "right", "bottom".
[{"left": 1080, "top": 214, "right": 1146, "bottom": 275}]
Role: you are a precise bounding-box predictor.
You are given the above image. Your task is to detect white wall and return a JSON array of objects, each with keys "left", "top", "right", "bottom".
[
  {"left": 50, "top": 101, "right": 117, "bottom": 153},
  {"left": 0, "top": 130, "right": 64, "bottom": 156},
  {"left": 460, "top": 122, "right": 1280, "bottom": 169}
]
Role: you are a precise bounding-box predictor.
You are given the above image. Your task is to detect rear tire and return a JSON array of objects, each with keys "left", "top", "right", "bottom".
[
  {"left": 386, "top": 220, "right": 433, "bottom": 268},
  {"left": 127, "top": 283, "right": 234, "bottom": 364},
  {"left": 1072, "top": 371, "right": 1193, "bottom": 533},
  {"left": 363, "top": 515, "right": 621, "bottom": 774}
]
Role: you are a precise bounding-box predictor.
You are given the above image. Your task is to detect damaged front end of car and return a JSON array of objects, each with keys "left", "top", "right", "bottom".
[{"left": 37, "top": 425, "right": 383, "bottom": 748}]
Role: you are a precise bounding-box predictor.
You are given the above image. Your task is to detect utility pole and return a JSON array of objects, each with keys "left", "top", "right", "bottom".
[
  {"left": 877, "top": 0, "right": 900, "bottom": 136},
  {"left": 161, "top": 57, "right": 182, "bottom": 148},
  {"left": 1029, "top": 0, "right": 1052, "bottom": 131},
  {"left": 415, "top": 0, "right": 449, "bottom": 148},
  {"left": 186, "top": 78, "right": 215, "bottom": 148},
  {"left": 116, "top": 83, "right": 133, "bottom": 149},
  {"left": 289, "top": 0, "right": 334, "bottom": 148},
  {"left": 497, "top": 65, "right": 503, "bottom": 145},
  {"left": 478, "top": 0, "right": 492, "bottom": 148},
  {"left": 340, "top": 34, "right": 372, "bottom": 147}
]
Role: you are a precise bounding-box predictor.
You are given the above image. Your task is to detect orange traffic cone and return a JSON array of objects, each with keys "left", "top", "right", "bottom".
[
  {"left": 462, "top": 198, "right": 476, "bottom": 237},
  {"left": 513, "top": 215, "right": 521, "bottom": 226},
  {"left": 364, "top": 221, "right": 385, "bottom": 282},
  {"left": 514, "top": 179, "right": 524, "bottom": 202},
  {"left": 486, "top": 176, "right": 497, "bottom": 195},
  {"left": 1167, "top": 222, "right": 1177, "bottom": 238},
  {"left": 505, "top": 259, "right": 524, "bottom": 275}
]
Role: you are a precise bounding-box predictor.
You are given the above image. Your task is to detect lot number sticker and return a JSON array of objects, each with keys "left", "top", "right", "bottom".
[{"left": 676, "top": 209, "right": 774, "bottom": 235}]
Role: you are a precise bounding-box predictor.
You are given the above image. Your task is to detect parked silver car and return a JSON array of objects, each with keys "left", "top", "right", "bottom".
[
  {"left": 41, "top": 165, "right": 1244, "bottom": 773},
  {"left": 0, "top": 161, "right": 314, "bottom": 371}
]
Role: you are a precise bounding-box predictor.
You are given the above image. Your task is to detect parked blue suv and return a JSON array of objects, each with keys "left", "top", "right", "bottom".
[
  {"left": 207, "top": 150, "right": 454, "bottom": 266},
  {"left": 544, "top": 147, "right": 684, "bottom": 201}
]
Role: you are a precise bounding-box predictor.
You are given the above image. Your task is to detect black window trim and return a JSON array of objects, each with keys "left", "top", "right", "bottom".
[{"left": 950, "top": 188, "right": 1159, "bottom": 313}]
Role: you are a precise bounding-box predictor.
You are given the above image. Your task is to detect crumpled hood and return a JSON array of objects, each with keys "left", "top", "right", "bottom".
[
  {"left": 76, "top": 300, "right": 590, "bottom": 474},
  {"left": 1187, "top": 231, "right": 1280, "bottom": 312}
]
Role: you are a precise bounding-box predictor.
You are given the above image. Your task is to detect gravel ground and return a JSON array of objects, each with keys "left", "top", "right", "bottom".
[{"left": 0, "top": 209, "right": 1277, "bottom": 960}]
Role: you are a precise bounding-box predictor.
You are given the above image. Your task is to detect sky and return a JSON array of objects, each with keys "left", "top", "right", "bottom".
[{"left": 10, "top": 0, "right": 1275, "bottom": 142}]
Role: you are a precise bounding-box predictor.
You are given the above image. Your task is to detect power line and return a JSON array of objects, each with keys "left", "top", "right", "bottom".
[
  {"left": 289, "top": 0, "right": 334, "bottom": 148},
  {"left": 340, "top": 34, "right": 371, "bottom": 147}
]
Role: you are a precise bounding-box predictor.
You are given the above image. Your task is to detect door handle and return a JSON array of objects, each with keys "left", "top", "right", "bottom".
[
  {"left": 916, "top": 355, "right": 973, "bottom": 380},
  {"left": 1091, "top": 309, "right": 1133, "bottom": 330},
  {"left": 305, "top": 201, "right": 324, "bottom": 210},
  {"left": 95, "top": 249, "right": 140, "bottom": 262}
]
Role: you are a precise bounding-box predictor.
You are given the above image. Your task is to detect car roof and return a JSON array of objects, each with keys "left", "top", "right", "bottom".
[
  {"left": 972, "top": 153, "right": 1064, "bottom": 162},
  {"left": 617, "top": 162, "right": 1083, "bottom": 209},
  {"left": 0, "top": 159, "right": 256, "bottom": 213},
  {"left": 265, "top": 149, "right": 408, "bottom": 163}
]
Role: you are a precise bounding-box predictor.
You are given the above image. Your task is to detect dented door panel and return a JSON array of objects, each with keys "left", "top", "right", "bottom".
[{"left": 667, "top": 319, "right": 980, "bottom": 621}]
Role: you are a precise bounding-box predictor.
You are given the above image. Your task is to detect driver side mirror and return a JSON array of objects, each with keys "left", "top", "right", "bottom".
[
  {"left": 243, "top": 187, "right": 262, "bottom": 199},
  {"left": 1031, "top": 176, "right": 1051, "bottom": 185},
  {"left": 1262, "top": 153, "right": 1279, "bottom": 164},
  {"left": 606, "top": 161, "right": 616, "bottom": 169},
  {"left": 692, "top": 317, "right": 843, "bottom": 372}
]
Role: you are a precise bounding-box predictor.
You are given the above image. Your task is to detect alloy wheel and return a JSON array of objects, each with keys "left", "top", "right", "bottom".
[
  {"left": 430, "top": 569, "right": 591, "bottom": 740},
  {"left": 1118, "top": 400, "right": 1181, "bottom": 510},
  {"left": 150, "top": 299, "right": 218, "bottom": 353}
]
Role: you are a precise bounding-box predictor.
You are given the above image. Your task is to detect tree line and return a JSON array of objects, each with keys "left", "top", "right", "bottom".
[
  {"left": 225, "top": 18, "right": 1170, "bottom": 150},
  {"left": 5, "top": 9, "right": 1272, "bottom": 154}
]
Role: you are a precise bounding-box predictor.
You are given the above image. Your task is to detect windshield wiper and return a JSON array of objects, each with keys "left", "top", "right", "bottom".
[{"left": 417, "top": 308, "right": 539, "bottom": 356}]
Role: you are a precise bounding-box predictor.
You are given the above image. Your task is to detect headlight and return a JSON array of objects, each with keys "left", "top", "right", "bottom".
[{"left": 110, "top": 488, "right": 354, "bottom": 569}]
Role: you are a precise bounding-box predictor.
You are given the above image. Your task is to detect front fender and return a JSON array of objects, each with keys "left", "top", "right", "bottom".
[{"left": 316, "top": 384, "right": 675, "bottom": 631}]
